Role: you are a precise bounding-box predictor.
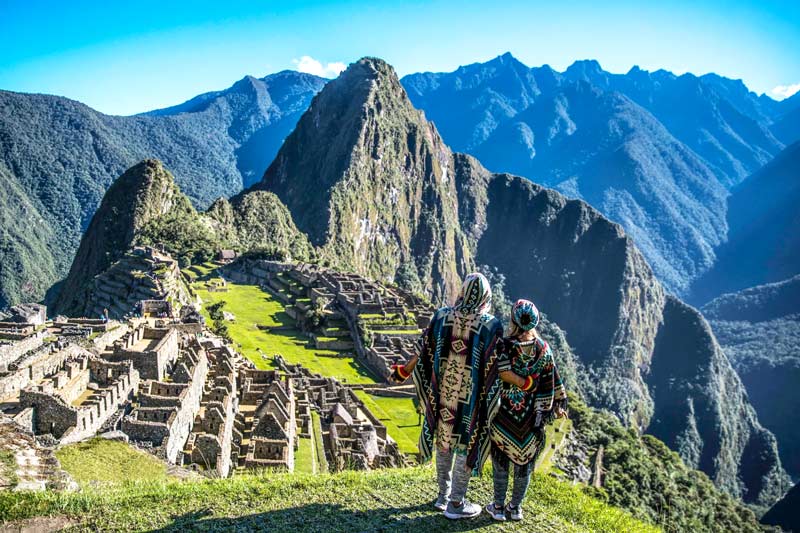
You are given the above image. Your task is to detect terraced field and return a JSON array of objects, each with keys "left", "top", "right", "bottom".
[{"left": 187, "top": 264, "right": 422, "bottom": 454}]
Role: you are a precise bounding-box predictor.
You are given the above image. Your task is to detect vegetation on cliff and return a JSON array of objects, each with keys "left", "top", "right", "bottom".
[{"left": 568, "top": 397, "right": 763, "bottom": 532}]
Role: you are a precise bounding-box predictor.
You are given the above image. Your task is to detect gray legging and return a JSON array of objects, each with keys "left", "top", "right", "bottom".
[
  {"left": 491, "top": 443, "right": 535, "bottom": 508},
  {"left": 436, "top": 447, "right": 472, "bottom": 504}
]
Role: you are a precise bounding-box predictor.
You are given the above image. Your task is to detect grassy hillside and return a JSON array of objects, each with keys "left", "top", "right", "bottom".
[
  {"left": 55, "top": 439, "right": 173, "bottom": 487},
  {"left": 0, "top": 466, "right": 659, "bottom": 532}
]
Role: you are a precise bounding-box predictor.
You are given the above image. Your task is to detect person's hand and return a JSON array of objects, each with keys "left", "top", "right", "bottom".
[
  {"left": 554, "top": 406, "right": 568, "bottom": 419},
  {"left": 389, "top": 364, "right": 410, "bottom": 384}
]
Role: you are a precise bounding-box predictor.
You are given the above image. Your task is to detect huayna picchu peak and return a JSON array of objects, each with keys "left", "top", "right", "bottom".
[{"left": 252, "top": 57, "right": 472, "bottom": 302}]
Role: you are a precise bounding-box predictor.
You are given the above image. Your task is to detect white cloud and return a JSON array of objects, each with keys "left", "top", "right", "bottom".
[
  {"left": 770, "top": 83, "right": 800, "bottom": 100},
  {"left": 292, "top": 56, "right": 346, "bottom": 78}
]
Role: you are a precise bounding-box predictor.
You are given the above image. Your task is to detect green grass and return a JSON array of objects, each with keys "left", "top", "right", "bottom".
[
  {"left": 311, "top": 412, "right": 328, "bottom": 474},
  {"left": 194, "top": 283, "right": 375, "bottom": 384},
  {"left": 536, "top": 418, "right": 571, "bottom": 473},
  {"left": 294, "top": 438, "right": 315, "bottom": 475},
  {"left": 0, "top": 450, "right": 18, "bottom": 489},
  {"left": 55, "top": 439, "right": 171, "bottom": 487},
  {"left": 0, "top": 466, "right": 660, "bottom": 532},
  {"left": 354, "top": 391, "right": 420, "bottom": 455}
]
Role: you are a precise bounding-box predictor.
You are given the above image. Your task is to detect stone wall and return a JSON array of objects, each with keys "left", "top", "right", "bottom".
[
  {"left": 110, "top": 326, "right": 179, "bottom": 380},
  {"left": 20, "top": 356, "right": 139, "bottom": 443},
  {"left": 122, "top": 346, "right": 207, "bottom": 463},
  {"left": 187, "top": 343, "right": 238, "bottom": 477},
  {"left": 0, "top": 344, "right": 86, "bottom": 400},
  {"left": 0, "top": 331, "right": 46, "bottom": 371}
]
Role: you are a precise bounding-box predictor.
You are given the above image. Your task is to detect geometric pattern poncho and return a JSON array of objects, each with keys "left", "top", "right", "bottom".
[
  {"left": 490, "top": 336, "right": 567, "bottom": 465},
  {"left": 412, "top": 306, "right": 503, "bottom": 476}
]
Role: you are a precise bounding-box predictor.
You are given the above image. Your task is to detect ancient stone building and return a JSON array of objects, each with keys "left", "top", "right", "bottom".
[
  {"left": 121, "top": 341, "right": 207, "bottom": 463},
  {"left": 19, "top": 355, "right": 139, "bottom": 443},
  {"left": 183, "top": 341, "right": 238, "bottom": 477},
  {"left": 107, "top": 325, "right": 179, "bottom": 380},
  {"left": 235, "top": 369, "right": 297, "bottom": 471},
  {"left": 273, "top": 356, "right": 404, "bottom": 471}
]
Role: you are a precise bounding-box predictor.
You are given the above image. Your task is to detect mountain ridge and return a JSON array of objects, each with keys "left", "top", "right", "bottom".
[
  {"left": 0, "top": 71, "right": 325, "bottom": 306},
  {"left": 401, "top": 53, "right": 788, "bottom": 296},
  {"left": 246, "top": 57, "right": 790, "bottom": 506}
]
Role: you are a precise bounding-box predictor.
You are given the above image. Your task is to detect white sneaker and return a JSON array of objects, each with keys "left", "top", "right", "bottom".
[
  {"left": 485, "top": 503, "right": 506, "bottom": 521},
  {"left": 506, "top": 504, "right": 524, "bottom": 521},
  {"left": 444, "top": 500, "right": 482, "bottom": 519},
  {"left": 434, "top": 495, "right": 449, "bottom": 511}
]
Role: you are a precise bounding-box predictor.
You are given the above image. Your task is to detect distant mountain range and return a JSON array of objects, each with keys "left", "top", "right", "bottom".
[
  {"left": 0, "top": 71, "right": 324, "bottom": 307},
  {"left": 3, "top": 54, "right": 799, "bottom": 308},
  {"left": 403, "top": 53, "right": 798, "bottom": 296}
]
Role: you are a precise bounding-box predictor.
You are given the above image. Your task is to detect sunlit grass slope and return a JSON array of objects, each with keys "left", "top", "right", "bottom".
[{"left": 0, "top": 466, "right": 659, "bottom": 532}]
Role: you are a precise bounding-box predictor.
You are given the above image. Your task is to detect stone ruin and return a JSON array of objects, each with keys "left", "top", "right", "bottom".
[
  {"left": 105, "top": 325, "right": 179, "bottom": 381},
  {"left": 121, "top": 335, "right": 208, "bottom": 464},
  {"left": 0, "top": 285, "right": 415, "bottom": 484},
  {"left": 224, "top": 259, "right": 434, "bottom": 379},
  {"left": 273, "top": 355, "right": 405, "bottom": 471},
  {"left": 235, "top": 368, "right": 297, "bottom": 471},
  {"left": 20, "top": 356, "right": 139, "bottom": 444},
  {"left": 83, "top": 246, "right": 192, "bottom": 320}
]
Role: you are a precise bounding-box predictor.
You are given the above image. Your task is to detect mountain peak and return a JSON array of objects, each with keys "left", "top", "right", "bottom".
[
  {"left": 340, "top": 57, "right": 402, "bottom": 86},
  {"left": 253, "top": 57, "right": 468, "bottom": 300},
  {"left": 565, "top": 59, "right": 604, "bottom": 75},
  {"left": 53, "top": 159, "right": 192, "bottom": 315}
]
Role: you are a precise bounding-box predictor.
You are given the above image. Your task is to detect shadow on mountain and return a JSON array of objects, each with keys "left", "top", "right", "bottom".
[{"left": 147, "top": 502, "right": 495, "bottom": 532}]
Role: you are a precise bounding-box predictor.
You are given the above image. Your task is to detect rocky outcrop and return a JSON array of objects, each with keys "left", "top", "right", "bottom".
[
  {"left": 251, "top": 58, "right": 472, "bottom": 302},
  {"left": 703, "top": 275, "right": 800, "bottom": 478},
  {"left": 456, "top": 162, "right": 665, "bottom": 426},
  {"left": 647, "top": 296, "right": 790, "bottom": 507}
]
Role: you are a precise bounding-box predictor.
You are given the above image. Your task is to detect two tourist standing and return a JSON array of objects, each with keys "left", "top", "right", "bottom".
[
  {"left": 390, "top": 276, "right": 567, "bottom": 522},
  {"left": 391, "top": 272, "right": 502, "bottom": 518}
]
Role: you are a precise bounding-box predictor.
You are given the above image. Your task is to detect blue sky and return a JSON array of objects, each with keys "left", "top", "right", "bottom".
[{"left": 1, "top": 0, "right": 798, "bottom": 115}]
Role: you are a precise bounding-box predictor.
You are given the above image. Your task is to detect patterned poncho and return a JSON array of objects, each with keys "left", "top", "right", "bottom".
[
  {"left": 490, "top": 336, "right": 567, "bottom": 465},
  {"left": 412, "top": 274, "right": 503, "bottom": 475}
]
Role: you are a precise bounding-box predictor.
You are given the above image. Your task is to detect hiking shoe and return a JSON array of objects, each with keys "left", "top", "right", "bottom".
[
  {"left": 485, "top": 503, "right": 506, "bottom": 521},
  {"left": 444, "top": 500, "right": 482, "bottom": 519},
  {"left": 506, "top": 504, "right": 524, "bottom": 521},
  {"left": 433, "top": 494, "right": 449, "bottom": 511}
]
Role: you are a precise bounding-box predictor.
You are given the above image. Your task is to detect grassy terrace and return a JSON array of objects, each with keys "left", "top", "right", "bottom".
[
  {"left": 189, "top": 265, "right": 421, "bottom": 454},
  {"left": 55, "top": 439, "right": 173, "bottom": 487},
  {"left": 354, "top": 391, "right": 421, "bottom": 455},
  {"left": 195, "top": 282, "right": 374, "bottom": 384},
  {"left": 0, "top": 466, "right": 659, "bottom": 532}
]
